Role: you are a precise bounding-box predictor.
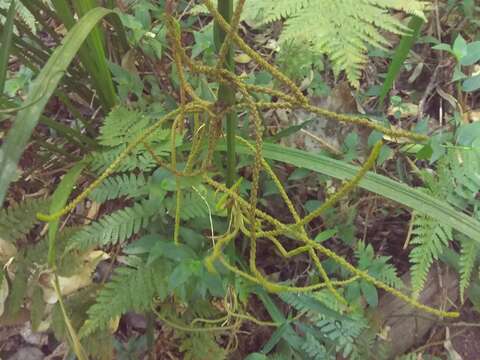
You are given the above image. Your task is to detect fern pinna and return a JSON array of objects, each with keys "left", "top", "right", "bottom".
[
  {"left": 194, "top": 0, "right": 427, "bottom": 86},
  {"left": 409, "top": 147, "right": 480, "bottom": 301}
]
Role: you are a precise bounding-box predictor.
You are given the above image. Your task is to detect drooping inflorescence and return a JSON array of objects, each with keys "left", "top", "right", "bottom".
[{"left": 37, "top": 0, "right": 457, "bottom": 323}]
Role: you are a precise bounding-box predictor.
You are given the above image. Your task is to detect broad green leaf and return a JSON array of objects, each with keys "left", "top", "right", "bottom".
[
  {"left": 461, "top": 41, "right": 480, "bottom": 66},
  {"left": 432, "top": 43, "right": 452, "bottom": 53},
  {"left": 456, "top": 122, "right": 480, "bottom": 146},
  {"left": 288, "top": 168, "right": 310, "bottom": 181},
  {"left": 148, "top": 241, "right": 197, "bottom": 264},
  {"left": 266, "top": 118, "right": 315, "bottom": 142},
  {"left": 0, "top": 8, "right": 121, "bottom": 204},
  {"left": 314, "top": 229, "right": 337, "bottom": 243},
  {"left": 123, "top": 234, "right": 161, "bottom": 255},
  {"left": 245, "top": 354, "right": 268, "bottom": 360},
  {"left": 168, "top": 261, "right": 195, "bottom": 291},
  {"left": 462, "top": 75, "right": 480, "bottom": 93},
  {"left": 453, "top": 34, "right": 468, "bottom": 60},
  {"left": 452, "top": 67, "right": 467, "bottom": 82},
  {"left": 30, "top": 285, "right": 46, "bottom": 331},
  {"left": 360, "top": 281, "right": 378, "bottom": 307}
]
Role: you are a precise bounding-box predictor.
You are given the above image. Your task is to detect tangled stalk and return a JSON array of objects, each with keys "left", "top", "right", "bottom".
[{"left": 38, "top": 0, "right": 458, "bottom": 329}]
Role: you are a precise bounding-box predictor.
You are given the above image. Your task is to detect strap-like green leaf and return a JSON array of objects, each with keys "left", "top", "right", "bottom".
[
  {"left": 230, "top": 141, "right": 480, "bottom": 243},
  {"left": 0, "top": 0, "right": 16, "bottom": 93},
  {"left": 0, "top": 8, "right": 120, "bottom": 204},
  {"left": 379, "top": 16, "right": 424, "bottom": 107}
]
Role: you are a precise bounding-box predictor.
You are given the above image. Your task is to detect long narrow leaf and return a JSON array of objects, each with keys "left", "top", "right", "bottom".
[
  {"left": 0, "top": 0, "right": 16, "bottom": 93},
  {"left": 48, "top": 161, "right": 87, "bottom": 267},
  {"left": 379, "top": 16, "right": 424, "bottom": 107},
  {"left": 228, "top": 141, "right": 480, "bottom": 243},
  {"left": 255, "top": 288, "right": 305, "bottom": 353},
  {"left": 0, "top": 8, "right": 121, "bottom": 204},
  {"left": 73, "top": 0, "right": 117, "bottom": 110},
  {"left": 51, "top": 0, "right": 116, "bottom": 110}
]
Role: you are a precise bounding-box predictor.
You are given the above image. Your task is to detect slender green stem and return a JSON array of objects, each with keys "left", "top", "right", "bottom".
[
  {"left": 214, "top": 0, "right": 237, "bottom": 187},
  {"left": 0, "top": 0, "right": 15, "bottom": 93}
]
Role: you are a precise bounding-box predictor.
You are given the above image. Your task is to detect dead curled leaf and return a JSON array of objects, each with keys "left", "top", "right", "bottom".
[
  {"left": 0, "top": 273, "right": 9, "bottom": 317},
  {"left": 0, "top": 238, "right": 17, "bottom": 264},
  {"left": 39, "top": 250, "right": 109, "bottom": 304}
]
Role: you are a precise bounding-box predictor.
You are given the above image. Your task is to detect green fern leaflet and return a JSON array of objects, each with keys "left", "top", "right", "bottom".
[{"left": 195, "top": 0, "right": 426, "bottom": 86}]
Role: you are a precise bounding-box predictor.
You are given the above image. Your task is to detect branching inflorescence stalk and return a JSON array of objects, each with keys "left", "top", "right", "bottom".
[{"left": 37, "top": 0, "right": 457, "bottom": 325}]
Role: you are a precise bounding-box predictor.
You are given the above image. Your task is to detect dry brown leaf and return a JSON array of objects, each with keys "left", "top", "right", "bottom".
[
  {"left": 0, "top": 273, "right": 9, "bottom": 317},
  {"left": 0, "top": 238, "right": 17, "bottom": 264},
  {"left": 39, "top": 250, "right": 109, "bottom": 304}
]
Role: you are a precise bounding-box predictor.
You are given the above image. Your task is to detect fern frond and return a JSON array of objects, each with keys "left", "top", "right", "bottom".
[
  {"left": 409, "top": 212, "right": 452, "bottom": 295},
  {"left": 280, "top": 291, "right": 367, "bottom": 358},
  {"left": 278, "top": 0, "right": 426, "bottom": 86},
  {"left": 459, "top": 238, "right": 479, "bottom": 303},
  {"left": 99, "top": 107, "right": 150, "bottom": 148},
  {"left": 80, "top": 260, "right": 166, "bottom": 337},
  {"left": 449, "top": 148, "right": 480, "bottom": 205},
  {"left": 356, "top": 242, "right": 403, "bottom": 289},
  {"left": 169, "top": 191, "right": 208, "bottom": 220},
  {"left": 280, "top": 291, "right": 341, "bottom": 316},
  {"left": 178, "top": 332, "right": 227, "bottom": 360},
  {"left": 301, "top": 333, "right": 330, "bottom": 360},
  {"left": 0, "top": 198, "right": 49, "bottom": 242},
  {"left": 193, "top": 0, "right": 426, "bottom": 85},
  {"left": 259, "top": 0, "right": 311, "bottom": 22},
  {"left": 68, "top": 201, "right": 161, "bottom": 251},
  {"left": 91, "top": 106, "right": 174, "bottom": 173},
  {"left": 315, "top": 315, "right": 366, "bottom": 358},
  {"left": 90, "top": 147, "right": 160, "bottom": 173},
  {"left": 89, "top": 173, "right": 150, "bottom": 204},
  {"left": 410, "top": 147, "right": 479, "bottom": 298},
  {"left": 98, "top": 106, "right": 170, "bottom": 148}
]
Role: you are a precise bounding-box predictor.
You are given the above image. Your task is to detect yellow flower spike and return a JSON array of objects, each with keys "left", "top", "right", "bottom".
[
  {"left": 205, "top": 176, "right": 459, "bottom": 318},
  {"left": 215, "top": 177, "right": 243, "bottom": 212},
  {"left": 40, "top": 1, "right": 458, "bottom": 334},
  {"left": 37, "top": 103, "right": 207, "bottom": 223}
]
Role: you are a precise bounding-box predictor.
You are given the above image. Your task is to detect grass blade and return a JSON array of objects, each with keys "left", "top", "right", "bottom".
[
  {"left": 47, "top": 161, "right": 86, "bottom": 267},
  {"left": 0, "top": 7, "right": 121, "bottom": 204},
  {"left": 0, "top": 0, "right": 16, "bottom": 93},
  {"left": 228, "top": 141, "right": 480, "bottom": 243},
  {"left": 254, "top": 288, "right": 304, "bottom": 352},
  {"left": 378, "top": 16, "right": 424, "bottom": 108},
  {"left": 73, "top": 0, "right": 117, "bottom": 110},
  {"left": 52, "top": 0, "right": 116, "bottom": 110}
]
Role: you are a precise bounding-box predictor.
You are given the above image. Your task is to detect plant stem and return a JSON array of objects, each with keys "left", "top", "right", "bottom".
[
  {"left": 0, "top": 0, "right": 15, "bottom": 94},
  {"left": 214, "top": 0, "right": 237, "bottom": 187}
]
